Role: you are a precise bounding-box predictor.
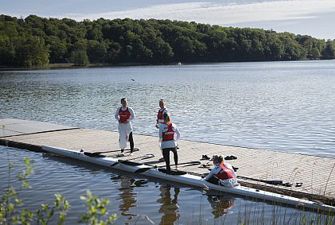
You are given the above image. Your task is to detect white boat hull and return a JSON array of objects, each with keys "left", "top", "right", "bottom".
[{"left": 42, "top": 145, "right": 335, "bottom": 213}]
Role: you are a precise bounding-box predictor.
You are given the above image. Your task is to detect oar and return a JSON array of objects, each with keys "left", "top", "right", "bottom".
[
  {"left": 127, "top": 153, "right": 155, "bottom": 161},
  {"left": 179, "top": 160, "right": 201, "bottom": 167},
  {"left": 84, "top": 148, "right": 140, "bottom": 156},
  {"left": 200, "top": 172, "right": 289, "bottom": 186},
  {"left": 237, "top": 176, "right": 292, "bottom": 186},
  {"left": 153, "top": 160, "right": 201, "bottom": 168},
  {"left": 144, "top": 160, "right": 201, "bottom": 167},
  {"left": 133, "top": 161, "right": 201, "bottom": 174}
]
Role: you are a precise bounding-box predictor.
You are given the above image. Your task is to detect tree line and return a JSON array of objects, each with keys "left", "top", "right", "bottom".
[{"left": 0, "top": 14, "right": 335, "bottom": 68}]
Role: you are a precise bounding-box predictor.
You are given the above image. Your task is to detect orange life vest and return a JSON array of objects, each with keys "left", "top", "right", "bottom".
[
  {"left": 162, "top": 123, "right": 174, "bottom": 141},
  {"left": 216, "top": 163, "right": 235, "bottom": 180},
  {"left": 119, "top": 107, "right": 131, "bottom": 123},
  {"left": 157, "top": 108, "right": 167, "bottom": 124}
]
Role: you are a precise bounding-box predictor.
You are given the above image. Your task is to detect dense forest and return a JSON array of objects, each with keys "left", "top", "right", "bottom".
[{"left": 0, "top": 14, "right": 335, "bottom": 68}]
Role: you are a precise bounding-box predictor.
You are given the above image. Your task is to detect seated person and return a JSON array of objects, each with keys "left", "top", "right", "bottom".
[{"left": 204, "top": 155, "right": 238, "bottom": 188}]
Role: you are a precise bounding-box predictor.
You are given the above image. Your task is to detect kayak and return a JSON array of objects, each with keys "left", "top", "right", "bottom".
[{"left": 42, "top": 145, "right": 335, "bottom": 213}]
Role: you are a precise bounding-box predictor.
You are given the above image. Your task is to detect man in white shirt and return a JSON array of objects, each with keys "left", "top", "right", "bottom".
[{"left": 115, "top": 98, "right": 135, "bottom": 153}]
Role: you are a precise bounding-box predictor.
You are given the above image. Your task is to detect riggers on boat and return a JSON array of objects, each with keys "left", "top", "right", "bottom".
[{"left": 42, "top": 145, "right": 335, "bottom": 213}]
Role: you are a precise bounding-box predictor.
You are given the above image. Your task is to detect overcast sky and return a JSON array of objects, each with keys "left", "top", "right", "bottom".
[{"left": 1, "top": 0, "right": 335, "bottom": 39}]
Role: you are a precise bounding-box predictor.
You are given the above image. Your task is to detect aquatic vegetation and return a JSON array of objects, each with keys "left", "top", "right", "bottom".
[{"left": 0, "top": 157, "right": 117, "bottom": 225}]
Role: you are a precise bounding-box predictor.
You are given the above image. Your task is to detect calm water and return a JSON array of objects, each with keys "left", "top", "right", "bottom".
[
  {"left": 1, "top": 61, "right": 335, "bottom": 224},
  {"left": 0, "top": 146, "right": 330, "bottom": 225},
  {"left": 1, "top": 61, "right": 335, "bottom": 156}
]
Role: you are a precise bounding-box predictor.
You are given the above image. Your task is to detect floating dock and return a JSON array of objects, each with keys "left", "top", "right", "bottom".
[{"left": 0, "top": 118, "right": 334, "bottom": 206}]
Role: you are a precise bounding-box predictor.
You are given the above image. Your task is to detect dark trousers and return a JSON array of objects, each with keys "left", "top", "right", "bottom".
[
  {"left": 162, "top": 147, "right": 178, "bottom": 171},
  {"left": 129, "top": 132, "right": 134, "bottom": 152},
  {"left": 206, "top": 176, "right": 219, "bottom": 185}
]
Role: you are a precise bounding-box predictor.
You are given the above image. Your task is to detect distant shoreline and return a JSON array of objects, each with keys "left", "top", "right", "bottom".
[
  {"left": 0, "top": 62, "right": 153, "bottom": 71},
  {"left": 0, "top": 59, "right": 327, "bottom": 71}
]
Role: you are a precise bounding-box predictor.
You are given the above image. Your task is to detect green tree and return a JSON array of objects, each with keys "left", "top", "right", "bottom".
[
  {"left": 322, "top": 40, "right": 335, "bottom": 59},
  {"left": 0, "top": 14, "right": 333, "bottom": 67},
  {"left": 46, "top": 35, "right": 67, "bottom": 63},
  {"left": 105, "top": 41, "right": 121, "bottom": 63},
  {"left": 0, "top": 36, "right": 15, "bottom": 66},
  {"left": 174, "top": 36, "right": 194, "bottom": 61},
  {"left": 265, "top": 33, "right": 284, "bottom": 60},
  {"left": 309, "top": 47, "right": 321, "bottom": 59},
  {"left": 71, "top": 50, "right": 89, "bottom": 66},
  {"left": 14, "top": 36, "right": 49, "bottom": 67},
  {"left": 87, "top": 40, "right": 107, "bottom": 63}
]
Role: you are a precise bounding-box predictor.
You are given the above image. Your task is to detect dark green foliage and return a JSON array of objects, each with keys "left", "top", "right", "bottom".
[
  {"left": 0, "top": 14, "right": 334, "bottom": 68},
  {"left": 14, "top": 36, "right": 49, "bottom": 67},
  {"left": 71, "top": 50, "right": 89, "bottom": 66},
  {"left": 321, "top": 40, "right": 335, "bottom": 59}
]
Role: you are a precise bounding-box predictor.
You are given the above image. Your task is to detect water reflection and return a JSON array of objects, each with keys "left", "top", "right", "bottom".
[
  {"left": 158, "top": 184, "right": 180, "bottom": 225},
  {"left": 207, "top": 194, "right": 235, "bottom": 218},
  {"left": 119, "top": 176, "right": 137, "bottom": 220}
]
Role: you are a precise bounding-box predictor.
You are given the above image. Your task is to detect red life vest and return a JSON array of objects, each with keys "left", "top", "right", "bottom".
[
  {"left": 162, "top": 123, "right": 174, "bottom": 141},
  {"left": 216, "top": 163, "right": 235, "bottom": 180},
  {"left": 157, "top": 108, "right": 167, "bottom": 124},
  {"left": 119, "top": 107, "right": 131, "bottom": 123}
]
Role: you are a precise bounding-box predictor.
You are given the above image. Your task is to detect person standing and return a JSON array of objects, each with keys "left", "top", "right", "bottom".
[
  {"left": 156, "top": 99, "right": 168, "bottom": 128},
  {"left": 115, "top": 98, "right": 135, "bottom": 154},
  {"left": 159, "top": 114, "right": 180, "bottom": 171}
]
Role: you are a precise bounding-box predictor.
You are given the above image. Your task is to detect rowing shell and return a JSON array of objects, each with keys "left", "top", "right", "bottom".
[{"left": 42, "top": 145, "right": 335, "bottom": 213}]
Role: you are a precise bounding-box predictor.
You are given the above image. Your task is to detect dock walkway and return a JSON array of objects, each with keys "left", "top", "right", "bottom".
[{"left": 1, "top": 118, "right": 334, "bottom": 205}]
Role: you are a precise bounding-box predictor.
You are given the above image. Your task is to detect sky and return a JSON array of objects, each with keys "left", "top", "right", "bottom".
[{"left": 1, "top": 0, "right": 335, "bottom": 39}]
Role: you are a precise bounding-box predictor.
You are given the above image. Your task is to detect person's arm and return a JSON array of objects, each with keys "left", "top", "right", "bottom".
[
  {"left": 128, "top": 107, "right": 135, "bottom": 121},
  {"left": 204, "top": 166, "right": 217, "bottom": 180},
  {"left": 115, "top": 107, "right": 120, "bottom": 121}
]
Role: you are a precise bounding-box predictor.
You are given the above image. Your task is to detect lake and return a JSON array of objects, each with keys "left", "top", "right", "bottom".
[{"left": 1, "top": 61, "right": 334, "bottom": 224}]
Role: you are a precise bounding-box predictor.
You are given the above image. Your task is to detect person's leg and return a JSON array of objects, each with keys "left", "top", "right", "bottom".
[
  {"left": 128, "top": 132, "right": 134, "bottom": 153},
  {"left": 162, "top": 149, "right": 171, "bottom": 171},
  {"left": 118, "top": 124, "right": 127, "bottom": 153},
  {"left": 171, "top": 147, "right": 178, "bottom": 169}
]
